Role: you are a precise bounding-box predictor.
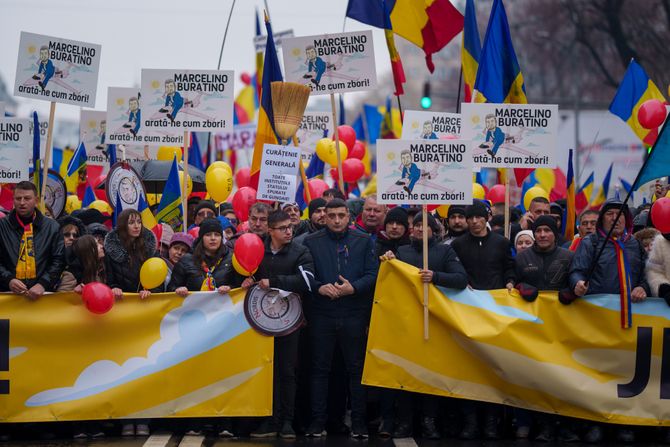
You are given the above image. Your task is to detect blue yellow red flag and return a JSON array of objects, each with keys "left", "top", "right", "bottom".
[
  {"left": 66, "top": 142, "right": 87, "bottom": 178},
  {"left": 461, "top": 0, "right": 481, "bottom": 103},
  {"left": 589, "top": 163, "right": 613, "bottom": 210},
  {"left": 564, "top": 149, "right": 575, "bottom": 241}
]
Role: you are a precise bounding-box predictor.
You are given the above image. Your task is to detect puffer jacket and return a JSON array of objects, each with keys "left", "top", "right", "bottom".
[
  {"left": 168, "top": 250, "right": 233, "bottom": 291},
  {"left": 104, "top": 228, "right": 157, "bottom": 292}
]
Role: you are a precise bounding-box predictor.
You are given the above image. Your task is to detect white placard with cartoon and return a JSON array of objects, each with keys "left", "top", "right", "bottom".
[
  {"left": 377, "top": 139, "right": 473, "bottom": 205},
  {"left": 80, "top": 110, "right": 110, "bottom": 168},
  {"left": 282, "top": 31, "right": 377, "bottom": 95},
  {"left": 461, "top": 103, "right": 558, "bottom": 168},
  {"left": 402, "top": 110, "right": 461, "bottom": 140},
  {"left": 0, "top": 119, "right": 31, "bottom": 182},
  {"left": 140, "top": 69, "right": 234, "bottom": 132},
  {"left": 297, "top": 112, "right": 333, "bottom": 161},
  {"left": 106, "top": 87, "right": 184, "bottom": 147},
  {"left": 14, "top": 32, "right": 101, "bottom": 107},
  {"left": 257, "top": 144, "right": 301, "bottom": 203}
]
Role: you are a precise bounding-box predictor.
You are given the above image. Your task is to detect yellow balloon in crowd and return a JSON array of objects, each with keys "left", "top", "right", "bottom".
[
  {"left": 316, "top": 138, "right": 348, "bottom": 166},
  {"left": 232, "top": 254, "right": 257, "bottom": 277},
  {"left": 157, "top": 146, "right": 182, "bottom": 161},
  {"left": 523, "top": 185, "right": 549, "bottom": 210},
  {"left": 205, "top": 167, "right": 234, "bottom": 203},
  {"left": 178, "top": 171, "right": 193, "bottom": 196},
  {"left": 88, "top": 199, "right": 113, "bottom": 214},
  {"left": 473, "top": 183, "right": 486, "bottom": 200},
  {"left": 206, "top": 161, "right": 232, "bottom": 178},
  {"left": 435, "top": 205, "right": 450, "bottom": 218},
  {"left": 65, "top": 195, "right": 82, "bottom": 214},
  {"left": 139, "top": 257, "right": 168, "bottom": 290}
]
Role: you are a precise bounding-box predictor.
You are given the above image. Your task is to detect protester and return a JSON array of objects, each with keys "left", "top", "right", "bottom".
[
  {"left": 217, "top": 216, "right": 237, "bottom": 241},
  {"left": 647, "top": 231, "right": 670, "bottom": 306},
  {"left": 302, "top": 198, "right": 379, "bottom": 439},
  {"left": 248, "top": 202, "right": 271, "bottom": 238},
  {"left": 351, "top": 195, "right": 386, "bottom": 239},
  {"left": 375, "top": 207, "right": 410, "bottom": 257},
  {"left": 222, "top": 209, "right": 239, "bottom": 228},
  {"left": 0, "top": 181, "right": 64, "bottom": 297},
  {"left": 157, "top": 222, "right": 175, "bottom": 258},
  {"left": 568, "top": 209, "right": 598, "bottom": 251},
  {"left": 86, "top": 222, "right": 110, "bottom": 246},
  {"left": 193, "top": 200, "right": 217, "bottom": 227},
  {"left": 294, "top": 198, "right": 327, "bottom": 240},
  {"left": 162, "top": 232, "right": 193, "bottom": 289},
  {"left": 517, "top": 196, "right": 551, "bottom": 231},
  {"left": 58, "top": 215, "right": 86, "bottom": 248},
  {"left": 58, "top": 235, "right": 107, "bottom": 292},
  {"left": 634, "top": 227, "right": 660, "bottom": 253},
  {"left": 514, "top": 230, "right": 535, "bottom": 254},
  {"left": 322, "top": 188, "right": 345, "bottom": 202},
  {"left": 442, "top": 205, "right": 468, "bottom": 244},
  {"left": 282, "top": 202, "right": 301, "bottom": 227}
]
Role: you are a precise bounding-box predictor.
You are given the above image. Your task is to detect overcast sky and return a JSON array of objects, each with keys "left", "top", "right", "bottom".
[{"left": 1, "top": 0, "right": 399, "bottom": 121}]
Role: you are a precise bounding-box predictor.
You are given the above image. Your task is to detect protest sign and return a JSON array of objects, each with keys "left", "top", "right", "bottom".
[
  {"left": 0, "top": 118, "right": 30, "bottom": 182},
  {"left": 14, "top": 32, "right": 101, "bottom": 107},
  {"left": 79, "top": 110, "right": 109, "bottom": 168},
  {"left": 297, "top": 112, "right": 333, "bottom": 161},
  {"left": 254, "top": 29, "right": 294, "bottom": 52},
  {"left": 282, "top": 31, "right": 377, "bottom": 95},
  {"left": 377, "top": 139, "right": 473, "bottom": 205},
  {"left": 140, "top": 69, "right": 234, "bottom": 132},
  {"left": 257, "top": 144, "right": 300, "bottom": 202},
  {"left": 461, "top": 103, "right": 558, "bottom": 168},
  {"left": 402, "top": 110, "right": 461, "bottom": 140},
  {"left": 106, "top": 87, "right": 184, "bottom": 146},
  {"left": 215, "top": 123, "right": 256, "bottom": 167}
]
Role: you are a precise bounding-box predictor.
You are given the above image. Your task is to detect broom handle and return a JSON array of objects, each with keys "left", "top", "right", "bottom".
[
  {"left": 292, "top": 135, "right": 311, "bottom": 202},
  {"left": 329, "top": 93, "right": 345, "bottom": 195}
]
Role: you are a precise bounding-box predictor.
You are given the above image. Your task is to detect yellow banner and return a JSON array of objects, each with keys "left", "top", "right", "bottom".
[
  {"left": 0, "top": 290, "right": 272, "bottom": 422},
  {"left": 363, "top": 260, "right": 670, "bottom": 426}
]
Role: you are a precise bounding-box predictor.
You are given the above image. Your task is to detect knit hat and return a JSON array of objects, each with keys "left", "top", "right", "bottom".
[
  {"left": 195, "top": 200, "right": 217, "bottom": 217},
  {"left": 447, "top": 205, "right": 466, "bottom": 218},
  {"left": 516, "top": 282, "right": 539, "bottom": 302},
  {"left": 281, "top": 202, "right": 299, "bottom": 210},
  {"left": 465, "top": 201, "right": 489, "bottom": 219},
  {"left": 308, "top": 198, "right": 327, "bottom": 218},
  {"left": 217, "top": 216, "right": 237, "bottom": 234},
  {"left": 198, "top": 217, "right": 223, "bottom": 237},
  {"left": 514, "top": 229, "right": 535, "bottom": 247},
  {"left": 413, "top": 212, "right": 440, "bottom": 234},
  {"left": 169, "top": 232, "right": 194, "bottom": 250},
  {"left": 533, "top": 215, "right": 559, "bottom": 238},
  {"left": 384, "top": 207, "right": 409, "bottom": 229}
]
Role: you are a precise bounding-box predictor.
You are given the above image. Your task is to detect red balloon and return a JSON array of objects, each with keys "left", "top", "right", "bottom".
[
  {"left": 234, "top": 233, "right": 265, "bottom": 273},
  {"left": 486, "top": 184, "right": 506, "bottom": 204},
  {"left": 232, "top": 186, "right": 257, "bottom": 222},
  {"left": 188, "top": 226, "right": 200, "bottom": 239},
  {"left": 333, "top": 125, "right": 357, "bottom": 151},
  {"left": 638, "top": 99, "right": 667, "bottom": 130},
  {"left": 240, "top": 72, "right": 252, "bottom": 86},
  {"left": 82, "top": 282, "right": 114, "bottom": 315},
  {"left": 235, "top": 167, "right": 251, "bottom": 189},
  {"left": 305, "top": 178, "right": 329, "bottom": 202},
  {"left": 329, "top": 167, "right": 339, "bottom": 180},
  {"left": 342, "top": 158, "right": 365, "bottom": 182},
  {"left": 348, "top": 140, "right": 366, "bottom": 160},
  {"left": 652, "top": 197, "right": 670, "bottom": 234}
]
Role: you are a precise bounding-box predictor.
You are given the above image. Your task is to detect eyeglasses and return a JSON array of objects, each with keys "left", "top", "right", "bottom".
[
  {"left": 227, "top": 218, "right": 239, "bottom": 225},
  {"left": 63, "top": 232, "right": 79, "bottom": 238},
  {"left": 270, "top": 225, "right": 292, "bottom": 233}
]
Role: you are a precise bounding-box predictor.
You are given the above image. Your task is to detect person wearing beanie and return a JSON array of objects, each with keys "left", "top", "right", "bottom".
[
  {"left": 217, "top": 216, "right": 237, "bottom": 240},
  {"left": 382, "top": 212, "right": 467, "bottom": 439},
  {"left": 442, "top": 205, "right": 468, "bottom": 245},
  {"left": 193, "top": 200, "right": 217, "bottom": 226},
  {"left": 293, "top": 198, "right": 327, "bottom": 242},
  {"left": 86, "top": 222, "right": 110, "bottom": 245},
  {"left": 514, "top": 230, "right": 534, "bottom": 254},
  {"left": 375, "top": 207, "right": 410, "bottom": 257}
]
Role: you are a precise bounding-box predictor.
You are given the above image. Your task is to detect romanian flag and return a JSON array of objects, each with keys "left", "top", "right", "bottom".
[
  {"left": 155, "top": 157, "right": 184, "bottom": 231},
  {"left": 381, "top": 97, "right": 398, "bottom": 139},
  {"left": 138, "top": 193, "right": 158, "bottom": 231},
  {"left": 609, "top": 59, "right": 666, "bottom": 146},
  {"left": 473, "top": 0, "right": 527, "bottom": 104},
  {"left": 589, "top": 163, "right": 613, "bottom": 210},
  {"left": 461, "top": 0, "right": 481, "bottom": 103},
  {"left": 66, "top": 142, "right": 87, "bottom": 178},
  {"left": 346, "top": 0, "right": 463, "bottom": 74},
  {"left": 564, "top": 149, "right": 575, "bottom": 241},
  {"left": 576, "top": 171, "right": 594, "bottom": 213},
  {"left": 250, "top": 14, "right": 282, "bottom": 190}
]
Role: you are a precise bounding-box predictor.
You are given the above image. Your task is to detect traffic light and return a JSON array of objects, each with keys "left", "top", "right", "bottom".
[{"left": 420, "top": 81, "right": 432, "bottom": 109}]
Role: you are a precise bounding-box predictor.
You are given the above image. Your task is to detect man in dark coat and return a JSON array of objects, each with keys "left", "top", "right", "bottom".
[{"left": 375, "top": 206, "right": 410, "bottom": 257}]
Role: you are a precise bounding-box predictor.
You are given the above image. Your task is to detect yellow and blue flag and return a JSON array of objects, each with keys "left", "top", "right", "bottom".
[
  {"left": 156, "top": 157, "right": 184, "bottom": 231},
  {"left": 590, "top": 163, "right": 613, "bottom": 210},
  {"left": 82, "top": 183, "right": 96, "bottom": 208},
  {"left": 461, "top": 0, "right": 481, "bottom": 103},
  {"left": 66, "top": 142, "right": 87, "bottom": 178},
  {"left": 576, "top": 171, "right": 594, "bottom": 213},
  {"left": 138, "top": 193, "right": 158, "bottom": 231}
]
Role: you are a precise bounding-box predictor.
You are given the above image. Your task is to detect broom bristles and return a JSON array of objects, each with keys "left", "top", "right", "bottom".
[{"left": 271, "top": 81, "right": 311, "bottom": 142}]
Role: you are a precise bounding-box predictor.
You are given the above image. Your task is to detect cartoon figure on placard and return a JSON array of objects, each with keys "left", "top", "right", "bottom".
[
  {"left": 32, "top": 46, "right": 54, "bottom": 91},
  {"left": 479, "top": 113, "right": 505, "bottom": 158},
  {"left": 123, "top": 95, "right": 141, "bottom": 137},
  {"left": 158, "top": 79, "right": 184, "bottom": 124},
  {"left": 95, "top": 119, "right": 107, "bottom": 153},
  {"left": 303, "top": 45, "right": 336, "bottom": 88},
  {"left": 420, "top": 121, "right": 438, "bottom": 140},
  {"left": 395, "top": 150, "right": 421, "bottom": 196}
]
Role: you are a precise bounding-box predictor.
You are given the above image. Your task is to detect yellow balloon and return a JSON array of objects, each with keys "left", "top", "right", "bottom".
[
  {"left": 435, "top": 205, "right": 450, "bottom": 218},
  {"left": 178, "top": 171, "right": 193, "bottom": 196},
  {"left": 88, "top": 199, "right": 112, "bottom": 214},
  {"left": 206, "top": 161, "right": 232, "bottom": 177},
  {"left": 473, "top": 183, "right": 486, "bottom": 200},
  {"left": 139, "top": 257, "right": 168, "bottom": 290},
  {"left": 316, "top": 138, "right": 348, "bottom": 166},
  {"left": 65, "top": 195, "right": 82, "bottom": 214},
  {"left": 157, "top": 146, "right": 182, "bottom": 161},
  {"left": 523, "top": 186, "right": 549, "bottom": 210},
  {"left": 232, "top": 254, "right": 257, "bottom": 277},
  {"left": 205, "top": 167, "right": 234, "bottom": 203}
]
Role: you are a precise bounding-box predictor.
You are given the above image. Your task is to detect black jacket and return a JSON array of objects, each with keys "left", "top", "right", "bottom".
[
  {"left": 104, "top": 228, "right": 157, "bottom": 292},
  {"left": 0, "top": 210, "right": 64, "bottom": 291},
  {"left": 451, "top": 230, "right": 515, "bottom": 290},
  {"left": 515, "top": 244, "right": 574, "bottom": 291},
  {"left": 375, "top": 231, "right": 410, "bottom": 257},
  {"left": 168, "top": 249, "right": 233, "bottom": 292},
  {"left": 396, "top": 238, "right": 468, "bottom": 289}
]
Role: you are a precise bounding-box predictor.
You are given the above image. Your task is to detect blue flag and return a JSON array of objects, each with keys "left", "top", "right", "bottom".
[
  {"left": 82, "top": 183, "right": 97, "bottom": 207},
  {"left": 633, "top": 119, "right": 670, "bottom": 189},
  {"left": 113, "top": 189, "right": 123, "bottom": 227},
  {"left": 188, "top": 134, "right": 205, "bottom": 171},
  {"left": 66, "top": 142, "right": 87, "bottom": 177},
  {"left": 352, "top": 114, "right": 366, "bottom": 142},
  {"left": 363, "top": 104, "right": 383, "bottom": 143},
  {"left": 108, "top": 144, "right": 117, "bottom": 168},
  {"left": 155, "top": 157, "right": 184, "bottom": 231}
]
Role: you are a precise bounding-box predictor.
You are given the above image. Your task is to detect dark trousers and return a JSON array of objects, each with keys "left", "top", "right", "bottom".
[
  {"left": 396, "top": 391, "right": 438, "bottom": 424},
  {"left": 309, "top": 312, "right": 368, "bottom": 426},
  {"left": 272, "top": 329, "right": 300, "bottom": 423}
]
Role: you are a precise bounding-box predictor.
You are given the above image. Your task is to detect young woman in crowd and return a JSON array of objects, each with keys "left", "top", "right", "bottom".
[{"left": 58, "top": 235, "right": 107, "bottom": 293}]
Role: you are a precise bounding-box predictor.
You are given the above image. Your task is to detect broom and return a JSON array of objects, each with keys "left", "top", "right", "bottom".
[{"left": 271, "top": 81, "right": 313, "bottom": 202}]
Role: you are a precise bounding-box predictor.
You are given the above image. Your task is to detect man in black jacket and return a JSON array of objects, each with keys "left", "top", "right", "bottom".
[
  {"left": 375, "top": 206, "right": 410, "bottom": 257},
  {"left": 294, "top": 198, "right": 327, "bottom": 241},
  {"left": 0, "top": 181, "right": 64, "bottom": 298}
]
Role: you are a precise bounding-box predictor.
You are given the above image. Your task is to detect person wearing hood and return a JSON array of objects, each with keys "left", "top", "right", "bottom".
[
  {"left": 382, "top": 212, "right": 467, "bottom": 439},
  {"left": 442, "top": 205, "right": 468, "bottom": 245},
  {"left": 375, "top": 207, "right": 410, "bottom": 257},
  {"left": 568, "top": 199, "right": 648, "bottom": 443},
  {"left": 58, "top": 215, "right": 87, "bottom": 248},
  {"left": 293, "top": 198, "right": 327, "bottom": 243}
]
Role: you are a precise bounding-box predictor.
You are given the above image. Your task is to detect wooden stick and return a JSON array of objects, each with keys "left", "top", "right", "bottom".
[
  {"left": 504, "top": 168, "right": 511, "bottom": 240},
  {"left": 183, "top": 131, "right": 190, "bottom": 230},
  {"left": 422, "top": 205, "right": 429, "bottom": 340},
  {"left": 329, "top": 93, "right": 345, "bottom": 195},
  {"left": 40, "top": 101, "right": 56, "bottom": 210},
  {"left": 292, "top": 135, "right": 311, "bottom": 202}
]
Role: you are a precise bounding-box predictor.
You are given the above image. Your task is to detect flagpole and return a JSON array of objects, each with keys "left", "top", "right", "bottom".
[
  {"left": 330, "top": 93, "right": 346, "bottom": 195},
  {"left": 504, "top": 170, "right": 511, "bottom": 239},
  {"left": 183, "top": 131, "right": 190, "bottom": 231},
  {"left": 456, "top": 67, "right": 464, "bottom": 113},
  {"left": 40, "top": 101, "right": 56, "bottom": 210},
  {"left": 293, "top": 135, "right": 311, "bottom": 202},
  {"left": 422, "top": 205, "right": 429, "bottom": 340},
  {"left": 396, "top": 95, "right": 404, "bottom": 125}
]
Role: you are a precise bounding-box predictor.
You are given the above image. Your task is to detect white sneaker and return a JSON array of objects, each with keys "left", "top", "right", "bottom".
[
  {"left": 73, "top": 432, "right": 88, "bottom": 439},
  {"left": 121, "top": 423, "right": 135, "bottom": 436},
  {"left": 135, "top": 424, "right": 150, "bottom": 436},
  {"left": 185, "top": 429, "right": 202, "bottom": 436}
]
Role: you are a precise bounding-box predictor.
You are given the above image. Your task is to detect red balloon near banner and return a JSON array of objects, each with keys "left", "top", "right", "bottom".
[
  {"left": 234, "top": 233, "right": 265, "bottom": 273},
  {"left": 651, "top": 197, "right": 670, "bottom": 234},
  {"left": 638, "top": 99, "right": 667, "bottom": 130},
  {"left": 232, "top": 186, "right": 257, "bottom": 222},
  {"left": 487, "top": 184, "right": 506, "bottom": 204},
  {"left": 188, "top": 226, "right": 200, "bottom": 239},
  {"left": 82, "top": 282, "right": 114, "bottom": 315},
  {"left": 235, "top": 167, "right": 251, "bottom": 189},
  {"left": 305, "top": 179, "right": 329, "bottom": 202},
  {"left": 240, "top": 72, "right": 252, "bottom": 86},
  {"left": 333, "top": 125, "right": 357, "bottom": 151},
  {"left": 342, "top": 158, "right": 365, "bottom": 182},
  {"left": 348, "top": 140, "right": 366, "bottom": 160}
]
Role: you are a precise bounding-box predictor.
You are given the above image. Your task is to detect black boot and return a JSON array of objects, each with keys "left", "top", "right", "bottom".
[
  {"left": 483, "top": 413, "right": 500, "bottom": 440},
  {"left": 459, "top": 412, "right": 478, "bottom": 440},
  {"left": 421, "top": 417, "right": 440, "bottom": 440}
]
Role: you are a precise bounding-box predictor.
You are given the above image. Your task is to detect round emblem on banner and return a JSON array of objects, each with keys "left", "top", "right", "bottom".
[
  {"left": 244, "top": 285, "right": 304, "bottom": 336},
  {"left": 30, "top": 169, "right": 66, "bottom": 219},
  {"left": 105, "top": 162, "right": 146, "bottom": 210}
]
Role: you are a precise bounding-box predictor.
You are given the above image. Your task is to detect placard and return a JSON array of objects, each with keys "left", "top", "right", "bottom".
[
  {"left": 79, "top": 110, "right": 110, "bottom": 167},
  {"left": 377, "top": 139, "right": 473, "bottom": 205},
  {"left": 402, "top": 110, "right": 461, "bottom": 140},
  {"left": 461, "top": 103, "right": 558, "bottom": 168},
  {"left": 14, "top": 32, "right": 101, "bottom": 107},
  {"left": 140, "top": 69, "right": 234, "bottom": 131},
  {"left": 297, "top": 112, "right": 333, "bottom": 161},
  {"left": 282, "top": 31, "right": 377, "bottom": 95},
  {"left": 106, "top": 87, "right": 184, "bottom": 146},
  {"left": 257, "top": 144, "right": 300, "bottom": 202},
  {"left": 0, "top": 118, "right": 31, "bottom": 182}
]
